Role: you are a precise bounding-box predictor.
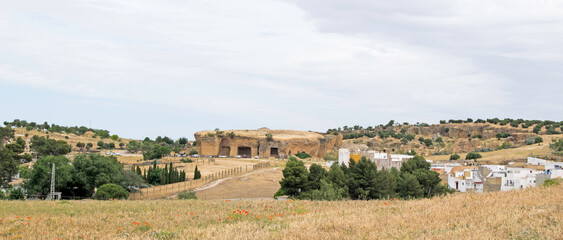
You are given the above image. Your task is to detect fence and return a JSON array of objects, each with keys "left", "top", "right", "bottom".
[{"left": 129, "top": 162, "right": 270, "bottom": 200}]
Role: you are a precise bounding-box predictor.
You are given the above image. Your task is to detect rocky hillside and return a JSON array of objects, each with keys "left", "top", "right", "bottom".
[{"left": 333, "top": 120, "right": 563, "bottom": 159}]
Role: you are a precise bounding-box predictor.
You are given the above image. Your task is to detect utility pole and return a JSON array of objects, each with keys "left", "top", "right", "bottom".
[{"left": 48, "top": 163, "right": 55, "bottom": 200}]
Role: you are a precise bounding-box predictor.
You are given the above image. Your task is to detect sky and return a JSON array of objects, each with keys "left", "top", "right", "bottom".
[{"left": 1, "top": 0, "right": 562, "bottom": 140}]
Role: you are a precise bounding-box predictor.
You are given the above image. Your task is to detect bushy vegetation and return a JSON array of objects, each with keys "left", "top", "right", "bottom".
[
  {"left": 524, "top": 137, "right": 543, "bottom": 145},
  {"left": 8, "top": 188, "right": 25, "bottom": 200},
  {"left": 278, "top": 155, "right": 452, "bottom": 201},
  {"left": 1, "top": 127, "right": 32, "bottom": 187},
  {"left": 295, "top": 152, "right": 311, "bottom": 159},
  {"left": 137, "top": 161, "right": 186, "bottom": 185},
  {"left": 466, "top": 152, "right": 482, "bottom": 160},
  {"left": 178, "top": 190, "right": 197, "bottom": 200},
  {"left": 3, "top": 119, "right": 111, "bottom": 138},
  {"left": 496, "top": 132, "right": 511, "bottom": 139},
  {"left": 23, "top": 154, "right": 145, "bottom": 199},
  {"left": 193, "top": 166, "right": 201, "bottom": 180},
  {"left": 94, "top": 183, "right": 129, "bottom": 200},
  {"left": 542, "top": 179, "right": 560, "bottom": 187},
  {"left": 450, "top": 154, "right": 460, "bottom": 160},
  {"left": 552, "top": 139, "right": 563, "bottom": 155},
  {"left": 30, "top": 135, "right": 71, "bottom": 157}
]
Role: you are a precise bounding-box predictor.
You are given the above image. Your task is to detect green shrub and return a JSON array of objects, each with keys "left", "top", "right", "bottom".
[
  {"left": 8, "top": 188, "right": 25, "bottom": 200},
  {"left": 472, "top": 134, "right": 483, "bottom": 139},
  {"left": 94, "top": 183, "right": 129, "bottom": 200},
  {"left": 189, "top": 149, "right": 198, "bottom": 155},
  {"left": 496, "top": 132, "right": 511, "bottom": 139},
  {"left": 543, "top": 179, "right": 560, "bottom": 187},
  {"left": 295, "top": 152, "right": 312, "bottom": 159},
  {"left": 181, "top": 158, "right": 193, "bottom": 163},
  {"left": 273, "top": 189, "right": 285, "bottom": 199},
  {"left": 423, "top": 139, "right": 433, "bottom": 147},
  {"left": 450, "top": 154, "right": 460, "bottom": 160},
  {"left": 466, "top": 152, "right": 482, "bottom": 160},
  {"left": 177, "top": 190, "right": 197, "bottom": 200},
  {"left": 498, "top": 142, "right": 513, "bottom": 150}
]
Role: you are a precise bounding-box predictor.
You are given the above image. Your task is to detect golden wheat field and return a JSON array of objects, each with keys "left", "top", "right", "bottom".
[{"left": 1, "top": 185, "right": 562, "bottom": 240}]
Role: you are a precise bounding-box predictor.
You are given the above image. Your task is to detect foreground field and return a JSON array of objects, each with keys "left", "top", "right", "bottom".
[{"left": 1, "top": 185, "right": 562, "bottom": 239}]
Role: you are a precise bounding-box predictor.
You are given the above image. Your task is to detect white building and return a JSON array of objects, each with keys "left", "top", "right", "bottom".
[
  {"left": 448, "top": 167, "right": 484, "bottom": 193},
  {"left": 502, "top": 168, "right": 539, "bottom": 191},
  {"left": 338, "top": 148, "right": 350, "bottom": 166}
]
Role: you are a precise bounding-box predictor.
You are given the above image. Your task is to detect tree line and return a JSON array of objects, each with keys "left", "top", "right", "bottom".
[
  {"left": 132, "top": 161, "right": 187, "bottom": 185},
  {"left": 328, "top": 118, "right": 563, "bottom": 140},
  {"left": 3, "top": 119, "right": 112, "bottom": 139},
  {"left": 277, "top": 155, "right": 452, "bottom": 201}
]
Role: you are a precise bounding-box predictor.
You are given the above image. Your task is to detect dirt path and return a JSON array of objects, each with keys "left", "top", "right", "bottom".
[{"left": 195, "top": 167, "right": 283, "bottom": 200}]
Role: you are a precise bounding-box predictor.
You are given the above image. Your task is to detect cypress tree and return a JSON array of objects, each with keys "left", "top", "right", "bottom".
[{"left": 194, "top": 166, "right": 201, "bottom": 180}]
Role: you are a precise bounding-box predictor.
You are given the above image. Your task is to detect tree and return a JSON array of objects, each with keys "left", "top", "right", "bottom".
[
  {"left": 307, "top": 180, "right": 346, "bottom": 201},
  {"left": 279, "top": 157, "right": 309, "bottom": 196},
  {"left": 110, "top": 135, "right": 119, "bottom": 141},
  {"left": 8, "top": 188, "right": 25, "bottom": 200},
  {"left": 423, "top": 138, "right": 433, "bottom": 147},
  {"left": 178, "top": 137, "right": 188, "bottom": 145},
  {"left": 127, "top": 140, "right": 141, "bottom": 153},
  {"left": 143, "top": 145, "right": 171, "bottom": 160},
  {"left": 326, "top": 164, "right": 349, "bottom": 198},
  {"left": 450, "top": 154, "right": 460, "bottom": 160},
  {"left": 347, "top": 157, "right": 378, "bottom": 200},
  {"left": 401, "top": 155, "right": 430, "bottom": 174},
  {"left": 119, "top": 170, "right": 146, "bottom": 192},
  {"left": 373, "top": 169, "right": 397, "bottom": 199},
  {"left": 398, "top": 173, "right": 423, "bottom": 198},
  {"left": 0, "top": 148, "right": 20, "bottom": 187},
  {"left": 94, "top": 183, "right": 129, "bottom": 200},
  {"left": 466, "top": 152, "right": 482, "bottom": 160},
  {"left": 413, "top": 169, "right": 443, "bottom": 197},
  {"left": 24, "top": 156, "right": 74, "bottom": 198},
  {"left": 30, "top": 136, "right": 71, "bottom": 157},
  {"left": 0, "top": 126, "right": 15, "bottom": 146},
  {"left": 119, "top": 142, "right": 125, "bottom": 149},
  {"left": 533, "top": 125, "right": 542, "bottom": 134},
  {"left": 76, "top": 142, "right": 85, "bottom": 151},
  {"left": 307, "top": 164, "right": 327, "bottom": 191},
  {"left": 193, "top": 166, "right": 201, "bottom": 180},
  {"left": 72, "top": 154, "right": 124, "bottom": 197},
  {"left": 85, "top": 143, "right": 93, "bottom": 151}
]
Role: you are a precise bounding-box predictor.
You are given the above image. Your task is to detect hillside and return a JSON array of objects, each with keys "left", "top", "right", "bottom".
[
  {"left": 1, "top": 185, "right": 561, "bottom": 239},
  {"left": 335, "top": 121, "right": 563, "bottom": 162}
]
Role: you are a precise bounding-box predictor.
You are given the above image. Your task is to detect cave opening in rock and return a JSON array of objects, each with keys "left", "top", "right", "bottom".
[
  {"left": 237, "top": 146, "right": 251, "bottom": 157},
  {"left": 270, "top": 147, "right": 279, "bottom": 157},
  {"left": 220, "top": 146, "right": 230, "bottom": 156}
]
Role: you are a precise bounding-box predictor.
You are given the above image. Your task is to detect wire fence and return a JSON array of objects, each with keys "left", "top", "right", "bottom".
[{"left": 129, "top": 162, "right": 271, "bottom": 200}]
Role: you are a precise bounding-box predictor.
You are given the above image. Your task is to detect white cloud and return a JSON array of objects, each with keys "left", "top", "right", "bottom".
[{"left": 0, "top": 0, "right": 560, "bottom": 138}]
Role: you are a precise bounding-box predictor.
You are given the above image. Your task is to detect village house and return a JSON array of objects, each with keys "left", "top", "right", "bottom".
[{"left": 338, "top": 149, "right": 415, "bottom": 170}]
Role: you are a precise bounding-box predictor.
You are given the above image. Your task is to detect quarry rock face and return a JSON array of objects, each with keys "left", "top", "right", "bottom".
[
  {"left": 194, "top": 129, "right": 342, "bottom": 158},
  {"left": 407, "top": 124, "right": 533, "bottom": 139}
]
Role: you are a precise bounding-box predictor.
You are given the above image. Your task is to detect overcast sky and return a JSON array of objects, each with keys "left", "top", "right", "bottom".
[{"left": 1, "top": 0, "right": 562, "bottom": 140}]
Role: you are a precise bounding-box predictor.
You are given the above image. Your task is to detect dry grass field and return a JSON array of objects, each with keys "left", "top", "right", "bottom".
[
  {"left": 430, "top": 134, "right": 562, "bottom": 163},
  {"left": 195, "top": 167, "right": 283, "bottom": 200},
  {"left": 1, "top": 185, "right": 562, "bottom": 239}
]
